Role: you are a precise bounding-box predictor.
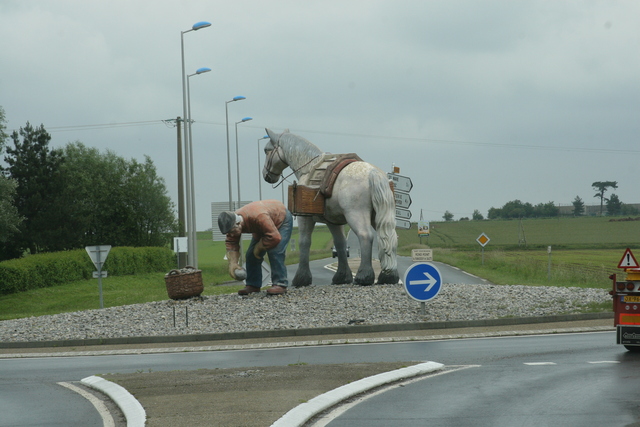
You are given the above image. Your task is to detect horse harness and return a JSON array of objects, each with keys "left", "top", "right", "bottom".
[{"left": 287, "top": 153, "right": 363, "bottom": 216}]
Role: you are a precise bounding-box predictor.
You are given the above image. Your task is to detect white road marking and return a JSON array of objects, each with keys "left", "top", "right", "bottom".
[
  {"left": 524, "top": 362, "right": 557, "bottom": 365},
  {"left": 58, "top": 381, "right": 115, "bottom": 427}
]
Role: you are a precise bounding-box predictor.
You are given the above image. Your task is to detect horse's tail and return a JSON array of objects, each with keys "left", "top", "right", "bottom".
[{"left": 369, "top": 169, "right": 398, "bottom": 274}]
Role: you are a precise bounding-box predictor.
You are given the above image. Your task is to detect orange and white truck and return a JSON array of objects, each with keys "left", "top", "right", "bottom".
[{"left": 610, "top": 248, "right": 640, "bottom": 352}]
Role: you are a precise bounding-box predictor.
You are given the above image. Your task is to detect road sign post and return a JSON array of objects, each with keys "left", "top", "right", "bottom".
[
  {"left": 476, "top": 233, "right": 490, "bottom": 265},
  {"left": 85, "top": 245, "right": 111, "bottom": 309},
  {"left": 388, "top": 169, "right": 413, "bottom": 230},
  {"left": 403, "top": 262, "right": 442, "bottom": 315}
]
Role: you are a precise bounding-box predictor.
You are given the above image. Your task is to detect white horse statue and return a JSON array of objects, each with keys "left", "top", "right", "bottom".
[{"left": 262, "top": 128, "right": 399, "bottom": 286}]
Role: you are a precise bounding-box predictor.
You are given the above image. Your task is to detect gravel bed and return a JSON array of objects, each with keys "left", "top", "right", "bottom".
[{"left": 0, "top": 283, "right": 611, "bottom": 343}]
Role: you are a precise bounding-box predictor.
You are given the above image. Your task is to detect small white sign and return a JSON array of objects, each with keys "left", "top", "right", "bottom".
[
  {"left": 173, "top": 237, "right": 188, "bottom": 253},
  {"left": 412, "top": 249, "right": 433, "bottom": 262},
  {"left": 93, "top": 271, "right": 108, "bottom": 278}
]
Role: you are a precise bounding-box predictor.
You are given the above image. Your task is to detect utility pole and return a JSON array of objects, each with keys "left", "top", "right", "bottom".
[
  {"left": 164, "top": 117, "right": 188, "bottom": 268},
  {"left": 176, "top": 117, "right": 187, "bottom": 268}
]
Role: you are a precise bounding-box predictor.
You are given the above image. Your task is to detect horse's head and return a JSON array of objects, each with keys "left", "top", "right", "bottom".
[{"left": 262, "top": 128, "right": 289, "bottom": 184}]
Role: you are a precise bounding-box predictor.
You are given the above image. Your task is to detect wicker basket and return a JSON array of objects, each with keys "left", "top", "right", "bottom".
[{"left": 164, "top": 267, "right": 203, "bottom": 300}]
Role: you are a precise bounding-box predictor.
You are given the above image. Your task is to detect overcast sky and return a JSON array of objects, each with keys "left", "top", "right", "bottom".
[{"left": 1, "top": 1, "right": 639, "bottom": 230}]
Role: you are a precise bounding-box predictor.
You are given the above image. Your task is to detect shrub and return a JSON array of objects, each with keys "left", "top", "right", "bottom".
[{"left": 0, "top": 247, "right": 174, "bottom": 295}]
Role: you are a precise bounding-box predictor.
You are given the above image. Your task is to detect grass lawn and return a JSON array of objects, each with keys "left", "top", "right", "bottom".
[{"left": 0, "top": 226, "right": 336, "bottom": 320}]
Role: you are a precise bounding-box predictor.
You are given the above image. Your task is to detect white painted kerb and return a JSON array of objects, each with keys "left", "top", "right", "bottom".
[
  {"left": 271, "top": 361, "right": 444, "bottom": 427},
  {"left": 82, "top": 375, "right": 146, "bottom": 427}
]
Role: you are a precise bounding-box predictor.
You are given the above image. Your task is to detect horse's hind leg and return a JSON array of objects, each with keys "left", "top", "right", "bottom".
[
  {"left": 350, "top": 222, "right": 376, "bottom": 286},
  {"left": 292, "top": 217, "right": 314, "bottom": 287},
  {"left": 327, "top": 224, "right": 353, "bottom": 285}
]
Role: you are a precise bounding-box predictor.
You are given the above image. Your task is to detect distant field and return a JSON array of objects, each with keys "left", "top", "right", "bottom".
[{"left": 396, "top": 216, "right": 640, "bottom": 250}]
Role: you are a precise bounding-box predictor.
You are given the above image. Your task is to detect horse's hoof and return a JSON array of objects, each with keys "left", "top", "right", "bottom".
[
  {"left": 292, "top": 283, "right": 312, "bottom": 288},
  {"left": 354, "top": 270, "right": 375, "bottom": 286},
  {"left": 331, "top": 272, "right": 353, "bottom": 285},
  {"left": 377, "top": 270, "right": 399, "bottom": 285}
]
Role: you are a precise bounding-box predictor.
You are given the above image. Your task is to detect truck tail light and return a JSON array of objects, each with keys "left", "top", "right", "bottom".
[
  {"left": 627, "top": 282, "right": 636, "bottom": 291},
  {"left": 618, "top": 282, "right": 626, "bottom": 291}
]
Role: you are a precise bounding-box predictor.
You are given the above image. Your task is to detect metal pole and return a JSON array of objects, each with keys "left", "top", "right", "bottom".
[
  {"left": 176, "top": 117, "right": 186, "bottom": 268},
  {"left": 225, "top": 102, "right": 233, "bottom": 210},
  {"left": 186, "top": 76, "right": 197, "bottom": 268},
  {"left": 235, "top": 121, "right": 242, "bottom": 207},
  {"left": 548, "top": 246, "right": 552, "bottom": 282},
  {"left": 97, "top": 250, "right": 104, "bottom": 309},
  {"left": 180, "top": 30, "right": 194, "bottom": 267},
  {"left": 257, "top": 138, "right": 262, "bottom": 200}
]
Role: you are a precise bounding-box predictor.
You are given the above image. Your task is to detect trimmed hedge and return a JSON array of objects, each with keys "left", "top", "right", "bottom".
[{"left": 0, "top": 247, "right": 175, "bottom": 295}]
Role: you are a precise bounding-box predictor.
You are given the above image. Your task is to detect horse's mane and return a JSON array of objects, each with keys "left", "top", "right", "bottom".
[{"left": 280, "top": 131, "right": 324, "bottom": 174}]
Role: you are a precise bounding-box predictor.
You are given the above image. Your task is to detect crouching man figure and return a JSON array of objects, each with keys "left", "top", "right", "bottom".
[{"left": 217, "top": 199, "right": 293, "bottom": 295}]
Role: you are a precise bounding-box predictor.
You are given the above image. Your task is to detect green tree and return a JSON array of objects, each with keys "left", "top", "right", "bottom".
[
  {"left": 487, "top": 207, "right": 502, "bottom": 219},
  {"left": 501, "top": 200, "right": 534, "bottom": 218},
  {"left": 1, "top": 122, "right": 64, "bottom": 255},
  {"left": 0, "top": 107, "right": 24, "bottom": 259},
  {"left": 592, "top": 181, "right": 618, "bottom": 216},
  {"left": 571, "top": 196, "right": 585, "bottom": 216},
  {"left": 0, "top": 106, "right": 8, "bottom": 153},
  {"left": 472, "top": 209, "right": 484, "bottom": 220},
  {"left": 0, "top": 177, "right": 23, "bottom": 244},
  {"left": 621, "top": 203, "right": 639, "bottom": 216},
  {"left": 606, "top": 193, "right": 623, "bottom": 216},
  {"left": 59, "top": 142, "right": 176, "bottom": 247},
  {"left": 533, "top": 201, "right": 559, "bottom": 217},
  {"left": 443, "top": 210, "right": 454, "bottom": 221}
]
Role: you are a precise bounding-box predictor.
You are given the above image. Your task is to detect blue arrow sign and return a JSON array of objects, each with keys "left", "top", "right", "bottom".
[{"left": 403, "top": 262, "right": 442, "bottom": 302}]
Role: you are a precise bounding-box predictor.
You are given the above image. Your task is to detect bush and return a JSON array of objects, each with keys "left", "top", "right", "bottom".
[{"left": 0, "top": 247, "right": 174, "bottom": 295}]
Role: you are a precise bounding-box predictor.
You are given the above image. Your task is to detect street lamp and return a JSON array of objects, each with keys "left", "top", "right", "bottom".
[
  {"left": 180, "top": 20, "right": 211, "bottom": 268},
  {"left": 225, "top": 96, "right": 246, "bottom": 210},
  {"left": 257, "top": 135, "right": 269, "bottom": 200},
  {"left": 235, "top": 117, "right": 253, "bottom": 209},
  {"left": 185, "top": 67, "right": 211, "bottom": 269}
]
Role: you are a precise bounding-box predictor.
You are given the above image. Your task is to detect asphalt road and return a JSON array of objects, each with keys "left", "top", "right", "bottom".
[{"left": 0, "top": 254, "right": 620, "bottom": 427}]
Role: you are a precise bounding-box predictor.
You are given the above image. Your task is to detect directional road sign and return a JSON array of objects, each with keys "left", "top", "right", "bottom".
[
  {"left": 395, "top": 208, "right": 412, "bottom": 220},
  {"left": 387, "top": 173, "right": 413, "bottom": 193},
  {"left": 618, "top": 248, "right": 639, "bottom": 269},
  {"left": 396, "top": 218, "right": 411, "bottom": 229},
  {"left": 394, "top": 192, "right": 412, "bottom": 209},
  {"left": 403, "top": 262, "right": 442, "bottom": 302}
]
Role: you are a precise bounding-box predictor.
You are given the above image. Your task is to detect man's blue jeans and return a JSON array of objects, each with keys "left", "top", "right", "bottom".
[{"left": 245, "top": 210, "right": 293, "bottom": 288}]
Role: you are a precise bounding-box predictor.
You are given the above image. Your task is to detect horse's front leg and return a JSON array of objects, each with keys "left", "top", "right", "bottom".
[
  {"left": 292, "top": 217, "right": 315, "bottom": 287},
  {"left": 327, "top": 223, "right": 353, "bottom": 285}
]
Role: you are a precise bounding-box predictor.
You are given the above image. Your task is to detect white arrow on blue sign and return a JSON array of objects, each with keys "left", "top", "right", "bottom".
[{"left": 403, "top": 262, "right": 442, "bottom": 302}]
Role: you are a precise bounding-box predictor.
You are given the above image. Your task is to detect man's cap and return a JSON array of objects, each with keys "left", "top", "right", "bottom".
[{"left": 218, "top": 211, "right": 237, "bottom": 234}]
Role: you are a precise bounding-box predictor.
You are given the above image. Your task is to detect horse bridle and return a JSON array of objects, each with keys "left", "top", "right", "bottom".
[
  {"left": 263, "top": 141, "right": 286, "bottom": 184},
  {"left": 264, "top": 140, "right": 322, "bottom": 188}
]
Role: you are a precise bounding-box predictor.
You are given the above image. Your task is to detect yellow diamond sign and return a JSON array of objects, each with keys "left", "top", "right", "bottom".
[{"left": 477, "top": 233, "right": 490, "bottom": 247}]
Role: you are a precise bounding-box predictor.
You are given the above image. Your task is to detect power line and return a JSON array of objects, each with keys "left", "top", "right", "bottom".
[{"left": 12, "top": 119, "right": 640, "bottom": 155}]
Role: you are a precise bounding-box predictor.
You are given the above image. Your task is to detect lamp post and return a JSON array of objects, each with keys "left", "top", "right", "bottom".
[
  {"left": 225, "top": 96, "right": 246, "bottom": 210},
  {"left": 234, "top": 117, "right": 253, "bottom": 208},
  {"left": 185, "top": 67, "right": 211, "bottom": 269},
  {"left": 257, "top": 135, "right": 269, "bottom": 200},
  {"left": 180, "top": 20, "right": 211, "bottom": 268}
]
